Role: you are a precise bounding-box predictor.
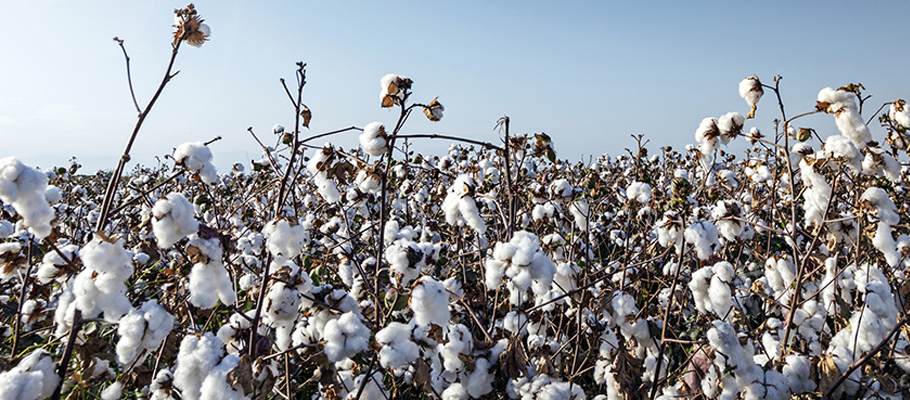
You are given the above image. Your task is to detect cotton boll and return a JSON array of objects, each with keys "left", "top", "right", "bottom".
[
  {"left": 199, "top": 354, "right": 247, "bottom": 400},
  {"left": 101, "top": 381, "right": 122, "bottom": 400},
  {"left": 74, "top": 237, "right": 134, "bottom": 322},
  {"left": 174, "top": 333, "right": 225, "bottom": 400},
  {"left": 116, "top": 300, "right": 175, "bottom": 366},
  {"left": 626, "top": 181, "right": 652, "bottom": 204},
  {"left": 684, "top": 221, "right": 721, "bottom": 260},
  {"left": 359, "top": 122, "right": 388, "bottom": 157},
  {"left": 262, "top": 218, "right": 306, "bottom": 263},
  {"left": 307, "top": 145, "right": 342, "bottom": 203},
  {"left": 717, "top": 112, "right": 744, "bottom": 144},
  {"left": 323, "top": 311, "right": 370, "bottom": 362},
  {"left": 0, "top": 157, "right": 55, "bottom": 239},
  {"left": 739, "top": 76, "right": 763, "bottom": 118},
  {"left": 376, "top": 322, "right": 420, "bottom": 370},
  {"left": 442, "top": 175, "right": 486, "bottom": 235},
  {"left": 174, "top": 142, "right": 218, "bottom": 184},
  {"left": 0, "top": 349, "right": 60, "bottom": 400},
  {"left": 152, "top": 193, "right": 198, "bottom": 249},
  {"left": 410, "top": 277, "right": 450, "bottom": 327},
  {"left": 186, "top": 237, "right": 237, "bottom": 309}
]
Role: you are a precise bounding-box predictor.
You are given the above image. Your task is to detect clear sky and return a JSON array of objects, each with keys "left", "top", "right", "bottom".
[{"left": 3, "top": 1, "right": 910, "bottom": 172}]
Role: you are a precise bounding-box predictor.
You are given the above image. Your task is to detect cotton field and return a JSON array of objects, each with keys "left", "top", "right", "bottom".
[{"left": 3, "top": 5, "right": 910, "bottom": 400}]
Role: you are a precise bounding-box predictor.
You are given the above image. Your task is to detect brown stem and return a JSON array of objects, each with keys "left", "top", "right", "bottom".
[
  {"left": 50, "top": 309, "right": 82, "bottom": 400},
  {"left": 96, "top": 39, "right": 184, "bottom": 232}
]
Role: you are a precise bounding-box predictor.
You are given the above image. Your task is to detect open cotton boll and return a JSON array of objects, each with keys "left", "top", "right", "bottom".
[
  {"left": 35, "top": 242, "right": 77, "bottom": 282},
  {"left": 307, "top": 144, "right": 341, "bottom": 203},
  {"left": 861, "top": 187, "right": 900, "bottom": 266},
  {"left": 376, "top": 322, "right": 420, "bottom": 370},
  {"left": 199, "top": 354, "right": 247, "bottom": 400},
  {"left": 323, "top": 311, "right": 370, "bottom": 362},
  {"left": 484, "top": 231, "right": 556, "bottom": 305},
  {"left": 262, "top": 218, "right": 306, "bottom": 263},
  {"left": 116, "top": 300, "right": 175, "bottom": 366},
  {"left": 716, "top": 112, "right": 744, "bottom": 144},
  {"left": 567, "top": 200, "right": 589, "bottom": 232},
  {"left": 44, "top": 185, "right": 62, "bottom": 204},
  {"left": 174, "top": 333, "right": 225, "bottom": 400},
  {"left": 0, "top": 349, "right": 60, "bottom": 400},
  {"left": 152, "top": 193, "right": 198, "bottom": 249},
  {"left": 410, "top": 276, "right": 450, "bottom": 327},
  {"left": 889, "top": 99, "right": 910, "bottom": 128},
  {"left": 386, "top": 239, "right": 426, "bottom": 287},
  {"left": 817, "top": 87, "right": 871, "bottom": 147},
  {"left": 626, "top": 181, "right": 652, "bottom": 204},
  {"left": 174, "top": 142, "right": 218, "bottom": 184},
  {"left": 359, "top": 122, "right": 388, "bottom": 157},
  {"left": 186, "top": 237, "right": 237, "bottom": 308},
  {"left": 100, "top": 381, "right": 122, "bottom": 400},
  {"left": 823, "top": 135, "right": 862, "bottom": 174},
  {"left": 739, "top": 76, "right": 763, "bottom": 118},
  {"left": 684, "top": 221, "right": 721, "bottom": 260},
  {"left": 380, "top": 73, "right": 411, "bottom": 108},
  {"left": 346, "top": 370, "right": 388, "bottom": 400},
  {"left": 74, "top": 237, "right": 134, "bottom": 323},
  {"left": 0, "top": 157, "right": 55, "bottom": 239},
  {"left": 442, "top": 174, "right": 486, "bottom": 235}
]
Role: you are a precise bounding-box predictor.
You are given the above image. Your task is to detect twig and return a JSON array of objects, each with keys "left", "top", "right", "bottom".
[{"left": 113, "top": 37, "right": 141, "bottom": 114}]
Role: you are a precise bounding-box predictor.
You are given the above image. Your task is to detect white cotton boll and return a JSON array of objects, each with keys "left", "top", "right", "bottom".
[
  {"left": 626, "top": 181, "right": 652, "bottom": 203},
  {"left": 836, "top": 108, "right": 872, "bottom": 148},
  {"left": 376, "top": 322, "right": 420, "bottom": 369},
  {"left": 695, "top": 117, "right": 719, "bottom": 152},
  {"left": 548, "top": 179, "right": 573, "bottom": 201},
  {"left": 861, "top": 187, "right": 901, "bottom": 266},
  {"left": 568, "top": 200, "right": 589, "bottom": 232},
  {"left": 44, "top": 185, "right": 61, "bottom": 204},
  {"left": 739, "top": 76, "right": 763, "bottom": 117},
  {"left": 411, "top": 276, "right": 450, "bottom": 327},
  {"left": 262, "top": 219, "right": 306, "bottom": 263},
  {"left": 442, "top": 383, "right": 469, "bottom": 400},
  {"left": 689, "top": 266, "right": 713, "bottom": 314},
  {"left": 173, "top": 333, "right": 224, "bottom": 400},
  {"left": 307, "top": 145, "right": 341, "bottom": 203},
  {"left": 717, "top": 112, "right": 744, "bottom": 143},
  {"left": 359, "top": 122, "right": 388, "bottom": 157},
  {"left": 152, "top": 193, "right": 198, "bottom": 249},
  {"left": 823, "top": 135, "right": 863, "bottom": 174},
  {"left": 783, "top": 354, "right": 814, "bottom": 394},
  {"left": 0, "top": 157, "right": 55, "bottom": 239},
  {"left": 323, "top": 311, "right": 370, "bottom": 362},
  {"left": 101, "top": 381, "right": 122, "bottom": 400},
  {"left": 0, "top": 220, "right": 12, "bottom": 238},
  {"left": 199, "top": 354, "right": 246, "bottom": 400},
  {"left": 173, "top": 142, "right": 217, "bottom": 184},
  {"left": 684, "top": 221, "right": 721, "bottom": 260},
  {"left": 75, "top": 238, "right": 134, "bottom": 322},
  {"left": 187, "top": 237, "right": 237, "bottom": 309},
  {"left": 345, "top": 371, "right": 387, "bottom": 400},
  {"left": 889, "top": 100, "right": 910, "bottom": 128},
  {"left": 0, "top": 349, "right": 60, "bottom": 400},
  {"left": 386, "top": 239, "right": 425, "bottom": 287},
  {"left": 442, "top": 175, "right": 486, "bottom": 235},
  {"left": 272, "top": 124, "right": 285, "bottom": 134}
]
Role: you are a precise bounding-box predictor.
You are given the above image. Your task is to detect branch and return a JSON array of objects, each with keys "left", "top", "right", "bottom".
[{"left": 114, "top": 37, "right": 141, "bottom": 114}]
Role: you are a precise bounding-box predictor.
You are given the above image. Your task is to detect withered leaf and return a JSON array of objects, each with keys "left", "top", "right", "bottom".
[
  {"left": 185, "top": 245, "right": 210, "bottom": 264},
  {"left": 226, "top": 354, "right": 254, "bottom": 395},
  {"left": 812, "top": 354, "right": 841, "bottom": 394},
  {"left": 413, "top": 358, "right": 432, "bottom": 392},
  {"left": 499, "top": 335, "right": 528, "bottom": 379}
]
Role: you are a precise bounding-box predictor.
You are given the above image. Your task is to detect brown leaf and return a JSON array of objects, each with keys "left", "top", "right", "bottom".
[
  {"left": 185, "top": 245, "right": 210, "bottom": 265},
  {"left": 812, "top": 354, "right": 841, "bottom": 394},
  {"left": 301, "top": 106, "right": 312, "bottom": 128},
  {"left": 499, "top": 335, "right": 528, "bottom": 379},
  {"left": 413, "top": 358, "right": 432, "bottom": 392},
  {"left": 613, "top": 347, "right": 645, "bottom": 400},
  {"left": 227, "top": 354, "right": 254, "bottom": 395}
]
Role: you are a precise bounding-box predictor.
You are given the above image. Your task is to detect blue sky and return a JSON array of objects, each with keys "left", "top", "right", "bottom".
[{"left": 3, "top": 1, "right": 910, "bottom": 172}]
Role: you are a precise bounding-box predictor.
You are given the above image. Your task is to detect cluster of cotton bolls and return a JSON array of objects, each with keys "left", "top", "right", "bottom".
[{"left": 9, "top": 66, "right": 910, "bottom": 400}]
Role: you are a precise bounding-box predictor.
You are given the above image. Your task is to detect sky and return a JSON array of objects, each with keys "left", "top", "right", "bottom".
[{"left": 3, "top": 1, "right": 910, "bottom": 172}]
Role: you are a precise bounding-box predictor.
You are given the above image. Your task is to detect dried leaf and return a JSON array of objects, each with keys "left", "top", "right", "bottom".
[
  {"left": 226, "top": 354, "right": 254, "bottom": 395},
  {"left": 301, "top": 106, "right": 312, "bottom": 128},
  {"left": 499, "top": 335, "right": 528, "bottom": 379},
  {"left": 185, "top": 245, "right": 210, "bottom": 265},
  {"left": 813, "top": 354, "right": 841, "bottom": 394}
]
